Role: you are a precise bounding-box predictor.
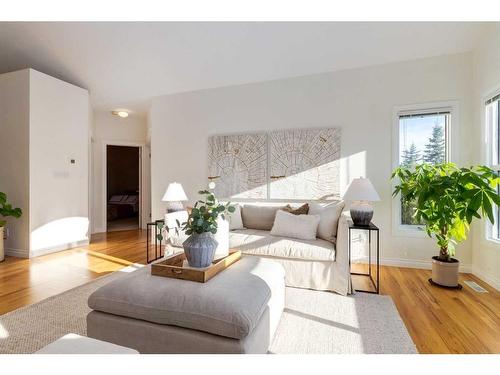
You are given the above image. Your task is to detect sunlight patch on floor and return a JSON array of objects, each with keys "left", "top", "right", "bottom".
[
  {"left": 82, "top": 250, "right": 136, "bottom": 274},
  {"left": 117, "top": 263, "right": 144, "bottom": 273},
  {"left": 0, "top": 322, "right": 9, "bottom": 338}
]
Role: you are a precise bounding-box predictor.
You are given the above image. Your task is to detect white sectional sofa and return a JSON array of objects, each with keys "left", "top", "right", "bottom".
[
  {"left": 165, "top": 201, "right": 353, "bottom": 296},
  {"left": 228, "top": 202, "right": 353, "bottom": 295}
]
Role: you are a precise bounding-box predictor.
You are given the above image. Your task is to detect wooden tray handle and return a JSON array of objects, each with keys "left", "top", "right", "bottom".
[{"left": 172, "top": 269, "right": 183, "bottom": 274}]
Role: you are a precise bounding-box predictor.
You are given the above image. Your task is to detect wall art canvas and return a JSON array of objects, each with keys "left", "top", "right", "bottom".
[
  {"left": 269, "top": 128, "right": 341, "bottom": 199},
  {"left": 208, "top": 133, "right": 268, "bottom": 199}
]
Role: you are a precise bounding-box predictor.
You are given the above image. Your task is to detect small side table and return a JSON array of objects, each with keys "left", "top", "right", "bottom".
[
  {"left": 348, "top": 220, "right": 380, "bottom": 294},
  {"left": 146, "top": 219, "right": 165, "bottom": 263}
]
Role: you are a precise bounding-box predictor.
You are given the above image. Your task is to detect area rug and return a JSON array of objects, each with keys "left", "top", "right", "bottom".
[
  {"left": 269, "top": 287, "right": 417, "bottom": 354},
  {"left": 0, "top": 269, "right": 417, "bottom": 354}
]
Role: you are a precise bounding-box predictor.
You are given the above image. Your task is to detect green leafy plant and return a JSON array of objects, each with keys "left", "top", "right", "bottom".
[
  {"left": 172, "top": 190, "right": 235, "bottom": 236},
  {"left": 392, "top": 163, "right": 500, "bottom": 262},
  {"left": 0, "top": 192, "right": 22, "bottom": 227},
  {"left": 156, "top": 221, "right": 165, "bottom": 242}
]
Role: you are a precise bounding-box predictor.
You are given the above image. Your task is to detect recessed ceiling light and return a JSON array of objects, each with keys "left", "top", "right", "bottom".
[{"left": 112, "top": 110, "right": 129, "bottom": 118}]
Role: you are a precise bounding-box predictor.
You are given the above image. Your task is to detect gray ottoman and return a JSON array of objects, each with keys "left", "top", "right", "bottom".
[{"left": 87, "top": 256, "right": 285, "bottom": 353}]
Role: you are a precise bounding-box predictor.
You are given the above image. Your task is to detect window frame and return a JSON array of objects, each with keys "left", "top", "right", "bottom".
[
  {"left": 392, "top": 101, "right": 459, "bottom": 238},
  {"left": 483, "top": 87, "right": 500, "bottom": 244}
]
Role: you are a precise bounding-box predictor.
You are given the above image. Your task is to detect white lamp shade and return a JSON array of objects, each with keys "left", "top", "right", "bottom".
[
  {"left": 162, "top": 182, "right": 188, "bottom": 202},
  {"left": 343, "top": 177, "right": 380, "bottom": 202}
]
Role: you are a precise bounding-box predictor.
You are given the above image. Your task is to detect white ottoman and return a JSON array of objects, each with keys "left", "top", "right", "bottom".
[
  {"left": 87, "top": 256, "right": 285, "bottom": 353},
  {"left": 36, "top": 334, "right": 138, "bottom": 354}
]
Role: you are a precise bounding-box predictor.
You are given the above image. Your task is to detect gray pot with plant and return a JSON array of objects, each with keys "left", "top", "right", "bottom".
[
  {"left": 392, "top": 163, "right": 499, "bottom": 288},
  {"left": 173, "top": 190, "right": 235, "bottom": 268},
  {"left": 0, "top": 192, "right": 23, "bottom": 262}
]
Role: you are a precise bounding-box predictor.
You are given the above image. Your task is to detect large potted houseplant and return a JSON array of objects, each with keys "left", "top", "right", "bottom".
[
  {"left": 392, "top": 163, "right": 499, "bottom": 288},
  {"left": 174, "top": 190, "right": 235, "bottom": 268},
  {"left": 0, "top": 192, "right": 22, "bottom": 262}
]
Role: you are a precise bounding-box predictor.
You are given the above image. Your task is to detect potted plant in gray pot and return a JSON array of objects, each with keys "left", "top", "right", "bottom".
[
  {"left": 173, "top": 190, "right": 235, "bottom": 268},
  {"left": 0, "top": 192, "right": 23, "bottom": 262},
  {"left": 392, "top": 163, "right": 499, "bottom": 288}
]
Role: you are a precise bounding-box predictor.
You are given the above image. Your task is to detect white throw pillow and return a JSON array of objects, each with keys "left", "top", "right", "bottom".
[
  {"left": 226, "top": 203, "right": 245, "bottom": 230},
  {"left": 270, "top": 210, "right": 320, "bottom": 241},
  {"left": 308, "top": 201, "right": 345, "bottom": 243}
]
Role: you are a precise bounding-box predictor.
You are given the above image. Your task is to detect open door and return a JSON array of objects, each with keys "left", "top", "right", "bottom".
[{"left": 106, "top": 145, "right": 141, "bottom": 232}]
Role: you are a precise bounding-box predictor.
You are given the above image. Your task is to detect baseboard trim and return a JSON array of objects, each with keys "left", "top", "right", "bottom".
[
  {"left": 354, "top": 256, "right": 472, "bottom": 273},
  {"left": 368, "top": 259, "right": 500, "bottom": 290},
  {"left": 30, "top": 239, "right": 90, "bottom": 258},
  {"left": 5, "top": 247, "right": 29, "bottom": 258},
  {"left": 471, "top": 266, "right": 500, "bottom": 291}
]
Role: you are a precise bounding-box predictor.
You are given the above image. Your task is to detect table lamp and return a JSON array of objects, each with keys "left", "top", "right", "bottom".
[
  {"left": 162, "top": 182, "right": 188, "bottom": 213},
  {"left": 342, "top": 177, "right": 380, "bottom": 226}
]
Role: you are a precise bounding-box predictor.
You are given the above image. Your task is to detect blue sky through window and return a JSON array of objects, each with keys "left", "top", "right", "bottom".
[{"left": 399, "top": 113, "right": 447, "bottom": 164}]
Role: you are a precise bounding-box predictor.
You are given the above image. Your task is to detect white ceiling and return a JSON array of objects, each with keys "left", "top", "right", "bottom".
[{"left": 0, "top": 22, "right": 489, "bottom": 116}]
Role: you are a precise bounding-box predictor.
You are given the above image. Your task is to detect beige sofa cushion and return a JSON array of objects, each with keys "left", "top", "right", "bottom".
[
  {"left": 88, "top": 256, "right": 285, "bottom": 340},
  {"left": 309, "top": 201, "right": 345, "bottom": 242},
  {"left": 241, "top": 204, "right": 284, "bottom": 230},
  {"left": 229, "top": 229, "right": 335, "bottom": 262}
]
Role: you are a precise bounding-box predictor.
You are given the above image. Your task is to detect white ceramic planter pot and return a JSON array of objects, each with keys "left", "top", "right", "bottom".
[
  {"left": 214, "top": 216, "right": 229, "bottom": 259},
  {"left": 0, "top": 226, "right": 4, "bottom": 262},
  {"left": 431, "top": 256, "right": 459, "bottom": 287}
]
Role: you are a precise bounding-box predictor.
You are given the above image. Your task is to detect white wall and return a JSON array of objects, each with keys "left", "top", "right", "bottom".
[
  {"left": 0, "top": 69, "right": 90, "bottom": 258},
  {"left": 151, "top": 53, "right": 474, "bottom": 269},
  {"left": 471, "top": 24, "right": 500, "bottom": 290},
  {"left": 29, "top": 70, "right": 90, "bottom": 256},
  {"left": 0, "top": 70, "right": 30, "bottom": 257},
  {"left": 91, "top": 111, "right": 149, "bottom": 233}
]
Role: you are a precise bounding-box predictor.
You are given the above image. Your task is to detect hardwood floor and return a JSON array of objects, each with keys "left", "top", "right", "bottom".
[
  {"left": 1, "top": 229, "right": 499, "bottom": 353},
  {"left": 0, "top": 230, "right": 149, "bottom": 316},
  {"left": 356, "top": 265, "right": 500, "bottom": 353}
]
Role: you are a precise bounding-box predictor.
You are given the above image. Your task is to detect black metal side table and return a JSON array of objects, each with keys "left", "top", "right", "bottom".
[
  {"left": 146, "top": 219, "right": 165, "bottom": 264},
  {"left": 348, "top": 220, "right": 380, "bottom": 294}
]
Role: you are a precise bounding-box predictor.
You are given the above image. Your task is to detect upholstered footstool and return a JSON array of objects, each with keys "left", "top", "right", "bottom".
[
  {"left": 87, "top": 256, "right": 285, "bottom": 354},
  {"left": 36, "top": 334, "right": 138, "bottom": 354}
]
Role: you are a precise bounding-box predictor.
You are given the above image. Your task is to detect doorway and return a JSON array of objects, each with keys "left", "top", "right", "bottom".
[{"left": 106, "top": 145, "right": 141, "bottom": 232}]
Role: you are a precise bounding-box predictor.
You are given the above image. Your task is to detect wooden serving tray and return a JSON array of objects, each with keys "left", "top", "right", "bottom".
[{"left": 151, "top": 250, "right": 241, "bottom": 283}]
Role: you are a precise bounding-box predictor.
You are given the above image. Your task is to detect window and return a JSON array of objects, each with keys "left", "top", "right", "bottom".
[
  {"left": 485, "top": 94, "right": 500, "bottom": 241},
  {"left": 392, "top": 102, "right": 456, "bottom": 235}
]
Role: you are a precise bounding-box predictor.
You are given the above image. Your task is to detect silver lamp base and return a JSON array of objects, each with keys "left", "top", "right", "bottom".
[{"left": 350, "top": 202, "right": 373, "bottom": 226}]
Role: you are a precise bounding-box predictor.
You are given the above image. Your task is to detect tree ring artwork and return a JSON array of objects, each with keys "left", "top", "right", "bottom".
[
  {"left": 208, "top": 128, "right": 341, "bottom": 200},
  {"left": 269, "top": 128, "right": 341, "bottom": 200},
  {"left": 208, "top": 133, "right": 268, "bottom": 199}
]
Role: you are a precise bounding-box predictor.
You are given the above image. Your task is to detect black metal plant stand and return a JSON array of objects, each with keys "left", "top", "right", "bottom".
[
  {"left": 146, "top": 219, "right": 165, "bottom": 264},
  {"left": 348, "top": 220, "right": 380, "bottom": 294}
]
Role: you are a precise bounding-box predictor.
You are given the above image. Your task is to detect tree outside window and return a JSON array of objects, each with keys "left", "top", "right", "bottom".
[{"left": 399, "top": 113, "right": 449, "bottom": 226}]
